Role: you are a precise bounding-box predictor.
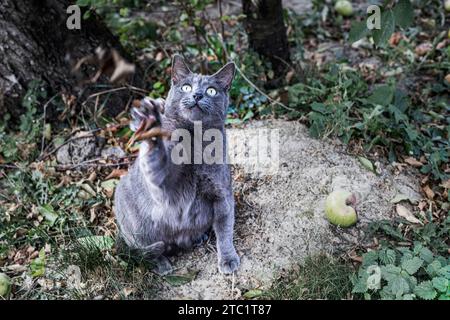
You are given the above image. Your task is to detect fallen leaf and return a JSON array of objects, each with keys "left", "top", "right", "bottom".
[
  {"left": 122, "top": 287, "right": 135, "bottom": 297},
  {"left": 396, "top": 204, "right": 423, "bottom": 225},
  {"left": 105, "top": 169, "right": 128, "bottom": 180},
  {"left": 389, "top": 32, "right": 403, "bottom": 46},
  {"left": 358, "top": 156, "right": 376, "bottom": 173},
  {"left": 445, "top": 74, "right": 450, "bottom": 84},
  {"left": 87, "top": 171, "right": 97, "bottom": 183},
  {"left": 164, "top": 270, "right": 198, "bottom": 286},
  {"left": 418, "top": 201, "right": 427, "bottom": 211},
  {"left": 30, "top": 248, "right": 46, "bottom": 278},
  {"left": 440, "top": 179, "right": 450, "bottom": 189},
  {"left": 285, "top": 70, "right": 295, "bottom": 84},
  {"left": 101, "top": 179, "right": 119, "bottom": 198},
  {"left": 243, "top": 289, "right": 264, "bottom": 299},
  {"left": 390, "top": 193, "right": 411, "bottom": 204},
  {"left": 110, "top": 50, "right": 136, "bottom": 83},
  {"left": 155, "top": 51, "right": 164, "bottom": 62},
  {"left": 415, "top": 42, "right": 432, "bottom": 56},
  {"left": 404, "top": 157, "right": 423, "bottom": 167},
  {"left": 80, "top": 183, "right": 96, "bottom": 197},
  {"left": 422, "top": 185, "right": 435, "bottom": 199},
  {"left": 5, "top": 264, "right": 27, "bottom": 273},
  {"left": 38, "top": 205, "right": 58, "bottom": 226}
]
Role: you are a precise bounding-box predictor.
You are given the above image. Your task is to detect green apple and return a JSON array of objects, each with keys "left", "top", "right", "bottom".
[
  {"left": 0, "top": 273, "right": 11, "bottom": 298},
  {"left": 335, "top": 0, "right": 353, "bottom": 17},
  {"left": 325, "top": 190, "right": 358, "bottom": 227}
]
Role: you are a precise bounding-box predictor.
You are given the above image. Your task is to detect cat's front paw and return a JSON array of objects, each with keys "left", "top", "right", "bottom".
[
  {"left": 130, "top": 97, "right": 164, "bottom": 132},
  {"left": 218, "top": 253, "right": 240, "bottom": 274}
]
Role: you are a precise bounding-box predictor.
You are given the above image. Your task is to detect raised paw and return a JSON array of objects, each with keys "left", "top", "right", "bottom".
[
  {"left": 218, "top": 252, "right": 240, "bottom": 274},
  {"left": 130, "top": 97, "right": 165, "bottom": 132}
]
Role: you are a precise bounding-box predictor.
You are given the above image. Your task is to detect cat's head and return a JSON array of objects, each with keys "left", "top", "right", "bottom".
[{"left": 164, "top": 55, "right": 235, "bottom": 126}]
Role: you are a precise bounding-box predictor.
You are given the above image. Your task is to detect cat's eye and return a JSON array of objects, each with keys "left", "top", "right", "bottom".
[
  {"left": 206, "top": 87, "right": 217, "bottom": 97},
  {"left": 181, "top": 84, "right": 192, "bottom": 93}
]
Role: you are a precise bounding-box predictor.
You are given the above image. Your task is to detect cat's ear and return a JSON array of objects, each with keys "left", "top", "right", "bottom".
[
  {"left": 171, "top": 54, "right": 192, "bottom": 84},
  {"left": 212, "top": 62, "right": 236, "bottom": 91}
]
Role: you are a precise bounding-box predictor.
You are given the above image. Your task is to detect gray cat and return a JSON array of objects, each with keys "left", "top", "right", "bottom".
[{"left": 114, "top": 55, "right": 240, "bottom": 274}]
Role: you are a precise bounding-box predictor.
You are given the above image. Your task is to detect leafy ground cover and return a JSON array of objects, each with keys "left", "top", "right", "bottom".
[{"left": 0, "top": 0, "right": 449, "bottom": 299}]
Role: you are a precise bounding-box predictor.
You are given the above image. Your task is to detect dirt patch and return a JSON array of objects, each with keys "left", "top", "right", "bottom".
[{"left": 156, "top": 120, "right": 420, "bottom": 299}]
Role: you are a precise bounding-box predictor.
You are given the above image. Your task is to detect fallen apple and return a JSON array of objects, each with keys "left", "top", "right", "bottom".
[
  {"left": 335, "top": 0, "right": 353, "bottom": 17},
  {"left": 325, "top": 190, "right": 358, "bottom": 227},
  {"left": 0, "top": 273, "right": 11, "bottom": 298}
]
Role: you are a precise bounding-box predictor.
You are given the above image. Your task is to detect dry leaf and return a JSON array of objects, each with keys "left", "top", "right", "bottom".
[
  {"left": 422, "top": 185, "right": 435, "bottom": 199},
  {"left": 404, "top": 157, "right": 423, "bottom": 167},
  {"left": 445, "top": 74, "right": 450, "bottom": 84},
  {"left": 396, "top": 204, "right": 423, "bottom": 225},
  {"left": 72, "top": 47, "right": 135, "bottom": 84},
  {"left": 389, "top": 32, "right": 403, "bottom": 46},
  {"left": 105, "top": 169, "right": 128, "bottom": 180},
  {"left": 415, "top": 42, "right": 433, "bottom": 56},
  {"left": 122, "top": 287, "right": 135, "bottom": 297},
  {"left": 440, "top": 179, "right": 450, "bottom": 189},
  {"left": 109, "top": 50, "right": 136, "bottom": 83},
  {"left": 155, "top": 51, "right": 164, "bottom": 62},
  {"left": 87, "top": 171, "right": 97, "bottom": 183},
  {"left": 285, "top": 69, "right": 295, "bottom": 84}
]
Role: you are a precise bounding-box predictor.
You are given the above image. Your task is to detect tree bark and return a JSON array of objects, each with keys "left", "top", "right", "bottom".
[
  {"left": 242, "top": 0, "right": 290, "bottom": 83},
  {"left": 0, "top": 0, "right": 142, "bottom": 120}
]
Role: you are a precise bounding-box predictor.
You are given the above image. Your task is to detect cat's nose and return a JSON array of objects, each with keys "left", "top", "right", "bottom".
[{"left": 193, "top": 92, "right": 203, "bottom": 101}]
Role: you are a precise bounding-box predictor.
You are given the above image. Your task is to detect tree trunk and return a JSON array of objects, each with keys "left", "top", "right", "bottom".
[
  {"left": 0, "top": 0, "right": 142, "bottom": 120},
  {"left": 242, "top": 0, "right": 290, "bottom": 83}
]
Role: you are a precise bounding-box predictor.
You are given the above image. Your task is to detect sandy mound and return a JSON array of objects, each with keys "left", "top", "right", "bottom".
[{"left": 157, "top": 120, "right": 420, "bottom": 299}]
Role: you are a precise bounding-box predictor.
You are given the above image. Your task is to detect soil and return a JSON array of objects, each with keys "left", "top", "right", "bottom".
[{"left": 156, "top": 120, "right": 421, "bottom": 299}]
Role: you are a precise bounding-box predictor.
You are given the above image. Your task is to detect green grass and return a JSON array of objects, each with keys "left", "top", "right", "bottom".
[
  {"left": 265, "top": 255, "right": 354, "bottom": 300},
  {"left": 1, "top": 0, "right": 449, "bottom": 301}
]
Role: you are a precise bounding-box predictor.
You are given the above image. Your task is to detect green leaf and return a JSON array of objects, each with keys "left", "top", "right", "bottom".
[
  {"left": 243, "top": 289, "right": 264, "bottom": 299},
  {"left": 418, "top": 247, "right": 434, "bottom": 264},
  {"left": 362, "top": 251, "right": 379, "bottom": 267},
  {"left": 358, "top": 156, "right": 376, "bottom": 173},
  {"left": 30, "top": 248, "right": 46, "bottom": 278},
  {"left": 348, "top": 20, "right": 370, "bottom": 43},
  {"left": 164, "top": 270, "right": 198, "bottom": 286},
  {"left": 243, "top": 110, "right": 254, "bottom": 121},
  {"left": 379, "top": 249, "right": 396, "bottom": 264},
  {"left": 432, "top": 277, "right": 448, "bottom": 293},
  {"left": 402, "top": 257, "right": 424, "bottom": 275},
  {"left": 390, "top": 275, "right": 410, "bottom": 296},
  {"left": 381, "top": 265, "right": 401, "bottom": 282},
  {"left": 367, "top": 84, "right": 394, "bottom": 106},
  {"left": 373, "top": 10, "right": 395, "bottom": 47},
  {"left": 437, "top": 265, "right": 450, "bottom": 279},
  {"left": 352, "top": 277, "right": 368, "bottom": 294},
  {"left": 76, "top": 0, "right": 91, "bottom": 6},
  {"left": 414, "top": 281, "right": 437, "bottom": 300},
  {"left": 38, "top": 204, "right": 58, "bottom": 226},
  {"left": 393, "top": 0, "right": 414, "bottom": 28},
  {"left": 77, "top": 236, "right": 114, "bottom": 251},
  {"left": 426, "top": 260, "right": 442, "bottom": 277}
]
